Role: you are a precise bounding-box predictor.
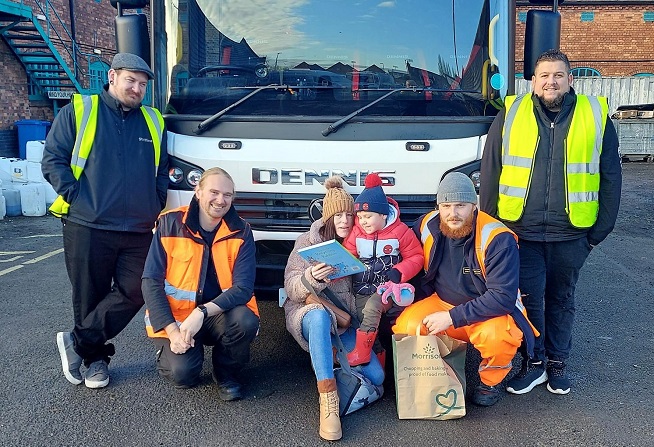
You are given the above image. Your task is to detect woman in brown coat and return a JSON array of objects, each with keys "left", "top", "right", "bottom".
[{"left": 283, "top": 176, "right": 384, "bottom": 441}]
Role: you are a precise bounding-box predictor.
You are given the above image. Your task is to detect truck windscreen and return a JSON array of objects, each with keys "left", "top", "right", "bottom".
[{"left": 164, "top": 0, "right": 507, "bottom": 118}]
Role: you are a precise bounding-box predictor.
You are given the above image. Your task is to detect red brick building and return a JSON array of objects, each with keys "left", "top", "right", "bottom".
[
  {"left": 516, "top": 0, "right": 654, "bottom": 77},
  {"left": 0, "top": 0, "right": 116, "bottom": 157}
]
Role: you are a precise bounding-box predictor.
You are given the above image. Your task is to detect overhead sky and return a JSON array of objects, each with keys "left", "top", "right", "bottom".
[{"left": 196, "top": 0, "right": 491, "bottom": 74}]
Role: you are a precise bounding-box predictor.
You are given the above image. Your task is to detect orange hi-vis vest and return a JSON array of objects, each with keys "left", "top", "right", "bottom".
[
  {"left": 418, "top": 209, "right": 518, "bottom": 277},
  {"left": 145, "top": 206, "right": 259, "bottom": 338},
  {"left": 417, "top": 209, "right": 538, "bottom": 353}
]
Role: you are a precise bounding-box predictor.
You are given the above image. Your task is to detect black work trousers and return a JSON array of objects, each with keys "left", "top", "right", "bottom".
[
  {"left": 63, "top": 219, "right": 152, "bottom": 365},
  {"left": 518, "top": 237, "right": 593, "bottom": 363},
  {"left": 153, "top": 306, "right": 260, "bottom": 388}
]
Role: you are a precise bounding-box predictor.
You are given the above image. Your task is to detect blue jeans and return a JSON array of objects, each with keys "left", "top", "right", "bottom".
[
  {"left": 518, "top": 238, "right": 593, "bottom": 362},
  {"left": 301, "top": 309, "right": 384, "bottom": 385}
]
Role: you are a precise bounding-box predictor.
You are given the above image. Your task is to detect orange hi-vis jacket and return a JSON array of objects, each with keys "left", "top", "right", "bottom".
[
  {"left": 143, "top": 198, "right": 258, "bottom": 338},
  {"left": 414, "top": 209, "right": 537, "bottom": 357}
]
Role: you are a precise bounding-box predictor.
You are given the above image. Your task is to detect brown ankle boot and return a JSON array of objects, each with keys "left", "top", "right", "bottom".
[
  {"left": 317, "top": 378, "right": 341, "bottom": 441},
  {"left": 346, "top": 328, "right": 377, "bottom": 366}
]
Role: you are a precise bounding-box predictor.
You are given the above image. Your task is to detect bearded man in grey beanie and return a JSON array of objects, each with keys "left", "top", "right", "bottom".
[{"left": 392, "top": 172, "right": 538, "bottom": 407}]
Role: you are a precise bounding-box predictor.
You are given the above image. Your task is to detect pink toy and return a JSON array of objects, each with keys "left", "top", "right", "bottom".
[{"left": 377, "top": 281, "right": 415, "bottom": 307}]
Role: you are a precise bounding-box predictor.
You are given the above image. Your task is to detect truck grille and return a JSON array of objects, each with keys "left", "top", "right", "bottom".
[{"left": 234, "top": 192, "right": 437, "bottom": 232}]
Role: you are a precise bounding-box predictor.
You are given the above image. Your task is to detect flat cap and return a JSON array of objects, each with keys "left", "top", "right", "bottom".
[{"left": 111, "top": 53, "right": 154, "bottom": 80}]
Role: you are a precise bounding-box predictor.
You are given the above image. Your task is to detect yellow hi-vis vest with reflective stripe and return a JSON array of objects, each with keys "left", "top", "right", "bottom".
[
  {"left": 49, "top": 94, "right": 164, "bottom": 217},
  {"left": 497, "top": 94, "right": 608, "bottom": 228}
]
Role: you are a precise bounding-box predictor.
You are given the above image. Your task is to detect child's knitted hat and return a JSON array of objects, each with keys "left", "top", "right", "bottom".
[{"left": 354, "top": 173, "right": 389, "bottom": 215}]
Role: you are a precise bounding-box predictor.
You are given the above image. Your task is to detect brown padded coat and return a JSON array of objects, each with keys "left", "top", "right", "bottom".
[{"left": 283, "top": 219, "right": 359, "bottom": 352}]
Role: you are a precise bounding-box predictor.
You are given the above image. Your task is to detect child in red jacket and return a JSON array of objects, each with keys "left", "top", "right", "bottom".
[{"left": 343, "top": 173, "right": 423, "bottom": 366}]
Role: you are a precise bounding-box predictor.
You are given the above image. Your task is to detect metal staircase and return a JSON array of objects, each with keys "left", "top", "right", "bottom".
[{"left": 0, "top": 0, "right": 99, "bottom": 99}]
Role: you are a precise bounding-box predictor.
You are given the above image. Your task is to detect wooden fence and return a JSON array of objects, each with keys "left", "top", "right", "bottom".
[{"left": 515, "top": 77, "right": 654, "bottom": 114}]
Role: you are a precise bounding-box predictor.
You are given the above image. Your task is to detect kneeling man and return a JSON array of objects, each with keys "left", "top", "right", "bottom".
[
  {"left": 142, "top": 167, "right": 259, "bottom": 400},
  {"left": 393, "top": 172, "right": 537, "bottom": 406}
]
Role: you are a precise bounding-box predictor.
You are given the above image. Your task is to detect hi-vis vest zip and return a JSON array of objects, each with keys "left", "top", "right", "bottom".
[
  {"left": 49, "top": 94, "right": 164, "bottom": 217},
  {"left": 497, "top": 94, "right": 608, "bottom": 228}
]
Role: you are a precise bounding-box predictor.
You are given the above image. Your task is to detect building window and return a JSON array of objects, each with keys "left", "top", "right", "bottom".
[
  {"left": 89, "top": 60, "right": 110, "bottom": 93},
  {"left": 634, "top": 72, "right": 654, "bottom": 77},
  {"left": 644, "top": 12, "right": 654, "bottom": 22},
  {"left": 518, "top": 12, "right": 527, "bottom": 23},
  {"left": 580, "top": 12, "right": 595, "bottom": 22},
  {"left": 570, "top": 67, "right": 601, "bottom": 77}
]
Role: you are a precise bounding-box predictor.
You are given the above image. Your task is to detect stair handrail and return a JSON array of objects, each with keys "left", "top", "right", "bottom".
[
  {"left": 31, "top": 0, "right": 79, "bottom": 77},
  {"left": 14, "top": 0, "right": 111, "bottom": 91}
]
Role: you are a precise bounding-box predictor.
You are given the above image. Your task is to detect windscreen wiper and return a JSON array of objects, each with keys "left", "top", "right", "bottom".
[
  {"left": 194, "top": 85, "right": 290, "bottom": 135},
  {"left": 321, "top": 87, "right": 429, "bottom": 137},
  {"left": 321, "top": 87, "right": 482, "bottom": 136}
]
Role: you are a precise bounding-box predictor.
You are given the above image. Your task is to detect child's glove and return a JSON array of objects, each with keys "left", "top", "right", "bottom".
[
  {"left": 386, "top": 268, "right": 402, "bottom": 284},
  {"left": 377, "top": 281, "right": 415, "bottom": 307}
]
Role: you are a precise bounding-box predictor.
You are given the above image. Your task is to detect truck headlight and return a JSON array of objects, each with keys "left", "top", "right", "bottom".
[
  {"left": 470, "top": 171, "right": 481, "bottom": 190},
  {"left": 169, "top": 167, "right": 184, "bottom": 184},
  {"left": 187, "top": 169, "right": 202, "bottom": 187}
]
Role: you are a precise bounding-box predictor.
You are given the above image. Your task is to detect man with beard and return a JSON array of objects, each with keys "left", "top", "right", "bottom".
[
  {"left": 392, "top": 172, "right": 537, "bottom": 407},
  {"left": 43, "top": 53, "right": 168, "bottom": 389},
  {"left": 481, "top": 50, "right": 622, "bottom": 396},
  {"left": 142, "top": 167, "right": 259, "bottom": 400}
]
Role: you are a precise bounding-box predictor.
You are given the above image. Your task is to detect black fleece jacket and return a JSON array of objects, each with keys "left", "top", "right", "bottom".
[
  {"left": 480, "top": 89, "right": 622, "bottom": 245},
  {"left": 42, "top": 86, "right": 169, "bottom": 232}
]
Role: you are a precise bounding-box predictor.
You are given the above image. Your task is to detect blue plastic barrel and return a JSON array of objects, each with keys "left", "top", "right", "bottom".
[{"left": 14, "top": 120, "right": 51, "bottom": 159}]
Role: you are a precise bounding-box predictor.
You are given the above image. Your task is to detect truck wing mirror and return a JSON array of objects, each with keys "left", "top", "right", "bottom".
[{"left": 523, "top": 10, "right": 561, "bottom": 80}]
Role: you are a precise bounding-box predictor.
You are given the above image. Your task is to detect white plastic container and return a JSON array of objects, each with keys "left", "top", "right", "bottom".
[
  {"left": 43, "top": 182, "right": 58, "bottom": 208},
  {"left": 9, "top": 159, "right": 28, "bottom": 183},
  {"left": 27, "top": 161, "right": 46, "bottom": 183},
  {"left": 0, "top": 193, "right": 6, "bottom": 220},
  {"left": 0, "top": 157, "right": 17, "bottom": 181},
  {"left": 2, "top": 188, "right": 21, "bottom": 217},
  {"left": 26, "top": 140, "right": 46, "bottom": 162},
  {"left": 19, "top": 183, "right": 46, "bottom": 216}
]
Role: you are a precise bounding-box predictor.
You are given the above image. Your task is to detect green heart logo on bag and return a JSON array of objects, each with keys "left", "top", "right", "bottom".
[{"left": 435, "top": 389, "right": 463, "bottom": 415}]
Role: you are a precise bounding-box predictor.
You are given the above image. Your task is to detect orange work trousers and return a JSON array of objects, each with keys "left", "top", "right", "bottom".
[{"left": 393, "top": 293, "right": 524, "bottom": 387}]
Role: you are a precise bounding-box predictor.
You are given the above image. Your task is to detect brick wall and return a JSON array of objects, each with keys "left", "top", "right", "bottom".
[
  {"left": 517, "top": 4, "right": 654, "bottom": 76},
  {"left": 0, "top": 129, "right": 18, "bottom": 158},
  {"left": 0, "top": 0, "right": 117, "bottom": 155},
  {"left": 0, "top": 38, "right": 31, "bottom": 148}
]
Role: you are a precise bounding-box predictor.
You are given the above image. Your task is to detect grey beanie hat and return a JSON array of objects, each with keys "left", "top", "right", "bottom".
[
  {"left": 111, "top": 53, "right": 154, "bottom": 80},
  {"left": 437, "top": 172, "right": 477, "bottom": 205}
]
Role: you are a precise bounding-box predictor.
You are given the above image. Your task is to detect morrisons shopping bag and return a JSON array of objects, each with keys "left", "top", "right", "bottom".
[{"left": 393, "top": 329, "right": 467, "bottom": 420}]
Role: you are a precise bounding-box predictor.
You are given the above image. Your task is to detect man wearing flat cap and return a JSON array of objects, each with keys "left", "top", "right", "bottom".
[
  {"left": 392, "top": 172, "right": 538, "bottom": 407},
  {"left": 43, "top": 53, "right": 168, "bottom": 389}
]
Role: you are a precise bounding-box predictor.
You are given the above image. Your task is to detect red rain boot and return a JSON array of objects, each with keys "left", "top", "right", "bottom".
[
  {"left": 347, "top": 329, "right": 377, "bottom": 366},
  {"left": 376, "top": 349, "right": 387, "bottom": 370}
]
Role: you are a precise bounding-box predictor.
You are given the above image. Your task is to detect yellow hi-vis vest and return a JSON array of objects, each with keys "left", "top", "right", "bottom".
[
  {"left": 49, "top": 94, "right": 164, "bottom": 217},
  {"left": 497, "top": 94, "right": 608, "bottom": 228}
]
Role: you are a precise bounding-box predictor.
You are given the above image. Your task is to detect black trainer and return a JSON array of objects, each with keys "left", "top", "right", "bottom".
[
  {"left": 472, "top": 384, "right": 501, "bottom": 407},
  {"left": 506, "top": 360, "right": 547, "bottom": 395},
  {"left": 213, "top": 369, "right": 243, "bottom": 401},
  {"left": 546, "top": 360, "right": 571, "bottom": 395}
]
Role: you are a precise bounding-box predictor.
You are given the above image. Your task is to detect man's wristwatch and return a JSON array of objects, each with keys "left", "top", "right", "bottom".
[{"left": 197, "top": 304, "right": 208, "bottom": 319}]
